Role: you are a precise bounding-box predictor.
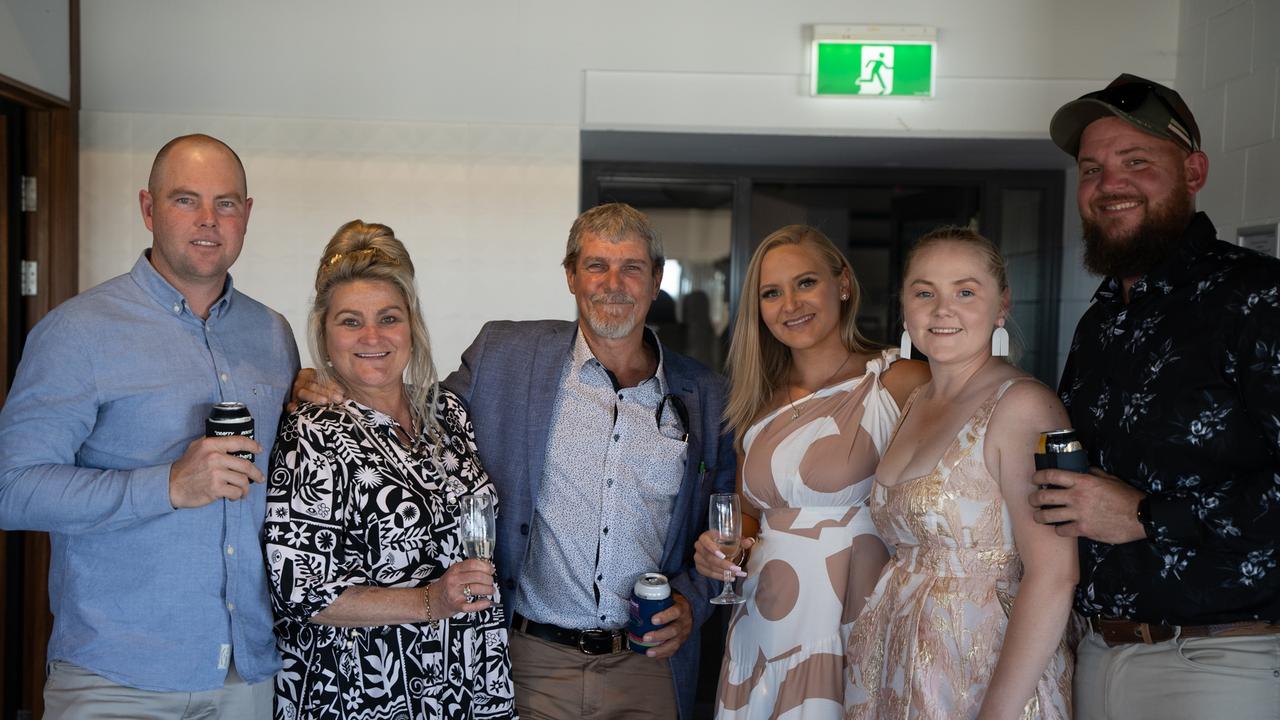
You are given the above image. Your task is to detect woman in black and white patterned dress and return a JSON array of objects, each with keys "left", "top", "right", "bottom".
[{"left": 264, "top": 220, "right": 515, "bottom": 720}]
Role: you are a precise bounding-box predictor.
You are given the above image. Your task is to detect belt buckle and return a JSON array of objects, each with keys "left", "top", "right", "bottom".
[{"left": 578, "top": 629, "right": 622, "bottom": 655}]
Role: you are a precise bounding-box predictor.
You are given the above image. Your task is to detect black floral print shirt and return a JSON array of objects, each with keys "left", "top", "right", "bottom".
[
  {"left": 1060, "top": 212, "right": 1280, "bottom": 626},
  {"left": 264, "top": 388, "right": 515, "bottom": 720}
]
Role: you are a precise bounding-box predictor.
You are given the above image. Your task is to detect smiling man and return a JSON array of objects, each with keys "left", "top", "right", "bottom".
[
  {"left": 443, "top": 203, "right": 735, "bottom": 719},
  {"left": 1036, "top": 75, "right": 1280, "bottom": 719},
  {"left": 0, "top": 134, "right": 299, "bottom": 718}
]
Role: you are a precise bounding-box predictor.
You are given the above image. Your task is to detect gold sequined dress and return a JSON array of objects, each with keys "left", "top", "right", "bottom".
[{"left": 843, "top": 378, "right": 1071, "bottom": 720}]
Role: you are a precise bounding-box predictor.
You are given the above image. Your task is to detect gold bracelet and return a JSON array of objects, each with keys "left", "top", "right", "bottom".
[{"left": 423, "top": 583, "right": 438, "bottom": 627}]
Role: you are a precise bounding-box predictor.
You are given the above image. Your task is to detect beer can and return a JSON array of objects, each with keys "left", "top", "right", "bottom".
[
  {"left": 1035, "top": 429, "right": 1088, "bottom": 473},
  {"left": 206, "top": 402, "right": 255, "bottom": 462},
  {"left": 627, "top": 572, "right": 674, "bottom": 654},
  {"left": 1035, "top": 428, "right": 1087, "bottom": 526}
]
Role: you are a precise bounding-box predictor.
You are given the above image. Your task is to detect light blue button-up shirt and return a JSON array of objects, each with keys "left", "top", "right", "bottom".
[
  {"left": 0, "top": 252, "right": 299, "bottom": 691},
  {"left": 517, "top": 329, "right": 688, "bottom": 630}
]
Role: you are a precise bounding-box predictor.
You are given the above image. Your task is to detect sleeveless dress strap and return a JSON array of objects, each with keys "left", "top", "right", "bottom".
[{"left": 974, "top": 376, "right": 1041, "bottom": 436}]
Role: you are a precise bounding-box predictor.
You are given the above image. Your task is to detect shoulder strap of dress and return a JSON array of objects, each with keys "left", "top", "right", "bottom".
[
  {"left": 975, "top": 376, "right": 1040, "bottom": 434},
  {"left": 864, "top": 347, "right": 901, "bottom": 377}
]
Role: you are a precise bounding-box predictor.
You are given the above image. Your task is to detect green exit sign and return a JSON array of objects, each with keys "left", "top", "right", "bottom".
[{"left": 811, "top": 25, "right": 936, "bottom": 98}]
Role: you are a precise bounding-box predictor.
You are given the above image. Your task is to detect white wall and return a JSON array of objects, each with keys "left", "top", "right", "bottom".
[
  {"left": 78, "top": 0, "right": 1180, "bottom": 369},
  {"left": 1176, "top": 0, "right": 1280, "bottom": 244},
  {"left": 0, "top": 0, "right": 70, "bottom": 100}
]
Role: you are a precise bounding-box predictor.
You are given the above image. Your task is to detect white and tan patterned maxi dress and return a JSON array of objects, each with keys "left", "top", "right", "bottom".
[{"left": 716, "top": 350, "right": 901, "bottom": 719}]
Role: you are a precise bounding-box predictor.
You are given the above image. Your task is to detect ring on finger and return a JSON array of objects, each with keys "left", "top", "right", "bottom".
[{"left": 463, "top": 583, "right": 473, "bottom": 602}]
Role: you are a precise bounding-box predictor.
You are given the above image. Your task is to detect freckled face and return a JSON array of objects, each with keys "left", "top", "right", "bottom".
[{"left": 902, "top": 241, "right": 1006, "bottom": 365}]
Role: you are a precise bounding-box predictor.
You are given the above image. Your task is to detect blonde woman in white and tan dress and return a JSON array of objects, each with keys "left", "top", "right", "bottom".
[{"left": 693, "top": 225, "right": 928, "bottom": 719}]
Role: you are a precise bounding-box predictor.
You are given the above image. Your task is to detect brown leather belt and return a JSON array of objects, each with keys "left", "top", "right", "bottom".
[
  {"left": 1089, "top": 616, "right": 1280, "bottom": 646},
  {"left": 512, "top": 613, "right": 628, "bottom": 655}
]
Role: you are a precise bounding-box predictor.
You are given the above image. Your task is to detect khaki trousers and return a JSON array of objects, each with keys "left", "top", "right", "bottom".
[
  {"left": 1075, "top": 627, "right": 1280, "bottom": 720},
  {"left": 510, "top": 628, "right": 679, "bottom": 719},
  {"left": 43, "top": 661, "right": 273, "bottom": 720}
]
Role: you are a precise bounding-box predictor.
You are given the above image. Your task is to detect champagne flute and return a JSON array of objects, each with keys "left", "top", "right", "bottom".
[
  {"left": 708, "top": 493, "right": 746, "bottom": 605},
  {"left": 459, "top": 493, "right": 500, "bottom": 609}
]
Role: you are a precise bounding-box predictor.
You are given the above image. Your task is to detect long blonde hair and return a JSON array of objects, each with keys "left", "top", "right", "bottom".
[
  {"left": 307, "top": 220, "right": 443, "bottom": 456},
  {"left": 725, "top": 225, "right": 879, "bottom": 448}
]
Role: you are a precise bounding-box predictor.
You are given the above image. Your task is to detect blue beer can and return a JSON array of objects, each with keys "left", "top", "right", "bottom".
[{"left": 627, "top": 572, "right": 673, "bottom": 654}]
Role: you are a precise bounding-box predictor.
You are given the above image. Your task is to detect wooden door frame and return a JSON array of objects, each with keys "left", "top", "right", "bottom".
[{"left": 0, "top": 3, "right": 79, "bottom": 718}]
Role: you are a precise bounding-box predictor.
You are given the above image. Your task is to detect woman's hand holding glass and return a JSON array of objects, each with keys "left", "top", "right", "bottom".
[
  {"left": 707, "top": 493, "right": 748, "bottom": 605},
  {"left": 694, "top": 528, "right": 755, "bottom": 582},
  {"left": 428, "top": 558, "right": 496, "bottom": 619}
]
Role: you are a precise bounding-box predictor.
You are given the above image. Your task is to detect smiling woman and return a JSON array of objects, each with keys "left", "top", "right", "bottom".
[{"left": 261, "top": 220, "right": 517, "bottom": 720}]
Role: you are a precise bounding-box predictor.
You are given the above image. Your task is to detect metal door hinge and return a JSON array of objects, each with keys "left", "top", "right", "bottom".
[
  {"left": 20, "top": 175, "right": 37, "bottom": 212},
  {"left": 20, "top": 260, "right": 37, "bottom": 296}
]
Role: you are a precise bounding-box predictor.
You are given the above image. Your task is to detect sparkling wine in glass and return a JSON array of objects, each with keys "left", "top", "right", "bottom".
[
  {"left": 708, "top": 493, "right": 746, "bottom": 605},
  {"left": 459, "top": 493, "right": 500, "bottom": 608}
]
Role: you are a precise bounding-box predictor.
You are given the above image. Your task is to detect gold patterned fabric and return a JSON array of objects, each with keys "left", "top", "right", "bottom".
[{"left": 844, "top": 379, "right": 1072, "bottom": 720}]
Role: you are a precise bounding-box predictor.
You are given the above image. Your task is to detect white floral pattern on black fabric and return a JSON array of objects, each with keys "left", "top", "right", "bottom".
[
  {"left": 264, "top": 388, "right": 515, "bottom": 720},
  {"left": 1060, "top": 212, "right": 1280, "bottom": 625}
]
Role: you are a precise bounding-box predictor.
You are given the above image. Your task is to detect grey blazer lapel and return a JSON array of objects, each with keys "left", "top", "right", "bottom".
[{"left": 524, "top": 324, "right": 575, "bottom": 502}]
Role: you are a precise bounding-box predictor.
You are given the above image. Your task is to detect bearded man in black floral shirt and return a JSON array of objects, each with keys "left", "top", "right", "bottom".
[{"left": 1034, "top": 74, "right": 1280, "bottom": 720}]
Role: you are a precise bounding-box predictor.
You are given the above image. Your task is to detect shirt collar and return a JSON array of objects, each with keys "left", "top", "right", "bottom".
[
  {"left": 1090, "top": 211, "right": 1217, "bottom": 305},
  {"left": 130, "top": 249, "right": 236, "bottom": 319},
  {"left": 571, "top": 326, "right": 667, "bottom": 394}
]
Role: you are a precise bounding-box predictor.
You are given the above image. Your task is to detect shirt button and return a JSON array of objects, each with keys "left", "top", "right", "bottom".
[
  {"left": 600, "top": 614, "right": 607, "bottom": 621},
  {"left": 172, "top": 304, "right": 181, "bottom": 313},
  {"left": 227, "top": 602, "right": 235, "bottom": 611},
  {"left": 602, "top": 527, "right": 609, "bottom": 535},
  {"left": 612, "top": 434, "right": 620, "bottom": 442},
  {"left": 220, "top": 373, "right": 229, "bottom": 383},
  {"left": 226, "top": 546, "right": 235, "bottom": 556},
  {"left": 520, "top": 523, "right": 529, "bottom": 535},
  {"left": 606, "top": 478, "right": 613, "bottom": 487},
  {"left": 597, "top": 574, "right": 603, "bottom": 581}
]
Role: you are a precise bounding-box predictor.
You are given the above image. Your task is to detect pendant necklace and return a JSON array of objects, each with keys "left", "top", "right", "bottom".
[{"left": 788, "top": 350, "right": 855, "bottom": 419}]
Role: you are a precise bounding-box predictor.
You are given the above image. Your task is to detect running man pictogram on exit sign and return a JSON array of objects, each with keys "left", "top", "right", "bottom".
[{"left": 811, "top": 25, "right": 936, "bottom": 98}]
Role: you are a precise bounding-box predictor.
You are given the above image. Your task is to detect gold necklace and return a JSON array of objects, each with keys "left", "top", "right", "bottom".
[{"left": 788, "top": 351, "right": 855, "bottom": 419}]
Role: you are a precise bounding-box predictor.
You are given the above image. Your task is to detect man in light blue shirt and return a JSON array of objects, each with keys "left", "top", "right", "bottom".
[{"left": 0, "top": 134, "right": 299, "bottom": 719}]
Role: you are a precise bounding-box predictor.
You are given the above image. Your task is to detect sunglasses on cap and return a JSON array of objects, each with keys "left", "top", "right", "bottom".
[{"left": 1081, "top": 81, "right": 1200, "bottom": 152}]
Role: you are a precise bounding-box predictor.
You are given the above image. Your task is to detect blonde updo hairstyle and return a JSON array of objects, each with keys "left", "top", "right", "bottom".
[
  {"left": 724, "top": 225, "right": 879, "bottom": 448},
  {"left": 308, "top": 220, "right": 443, "bottom": 447},
  {"left": 903, "top": 225, "right": 1018, "bottom": 361}
]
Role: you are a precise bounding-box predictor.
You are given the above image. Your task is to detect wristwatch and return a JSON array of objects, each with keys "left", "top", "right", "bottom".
[{"left": 1135, "top": 495, "right": 1156, "bottom": 540}]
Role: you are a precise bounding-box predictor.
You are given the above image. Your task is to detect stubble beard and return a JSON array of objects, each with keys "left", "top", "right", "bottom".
[{"left": 1081, "top": 189, "right": 1194, "bottom": 280}]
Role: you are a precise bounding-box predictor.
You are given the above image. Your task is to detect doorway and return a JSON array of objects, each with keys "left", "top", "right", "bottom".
[{"left": 583, "top": 154, "right": 1065, "bottom": 384}]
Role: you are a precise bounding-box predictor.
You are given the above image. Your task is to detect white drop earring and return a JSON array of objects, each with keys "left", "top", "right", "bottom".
[
  {"left": 899, "top": 329, "right": 913, "bottom": 359},
  {"left": 991, "top": 320, "right": 1010, "bottom": 357}
]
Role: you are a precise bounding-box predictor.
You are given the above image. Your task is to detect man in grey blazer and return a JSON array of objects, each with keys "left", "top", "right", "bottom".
[{"left": 442, "top": 203, "right": 735, "bottom": 719}]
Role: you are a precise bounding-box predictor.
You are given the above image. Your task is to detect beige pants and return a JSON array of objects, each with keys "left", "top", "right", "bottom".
[
  {"left": 510, "top": 629, "right": 679, "bottom": 719},
  {"left": 43, "top": 661, "right": 273, "bottom": 720},
  {"left": 1075, "top": 627, "right": 1280, "bottom": 720}
]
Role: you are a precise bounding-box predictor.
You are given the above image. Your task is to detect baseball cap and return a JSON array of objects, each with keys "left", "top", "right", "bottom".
[{"left": 1050, "top": 73, "right": 1201, "bottom": 157}]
